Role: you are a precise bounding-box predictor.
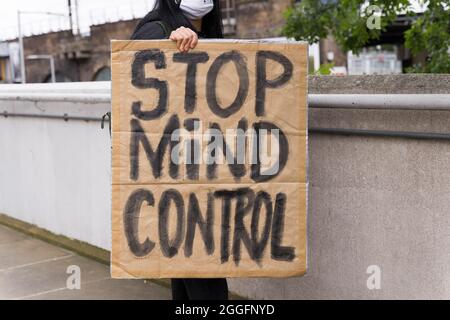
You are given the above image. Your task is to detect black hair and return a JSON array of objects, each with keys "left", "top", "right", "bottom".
[{"left": 133, "top": 0, "right": 223, "bottom": 39}]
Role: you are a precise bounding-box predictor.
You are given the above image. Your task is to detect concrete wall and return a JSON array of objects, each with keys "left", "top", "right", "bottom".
[
  {"left": 229, "top": 75, "right": 450, "bottom": 299},
  {"left": 0, "top": 82, "right": 111, "bottom": 249},
  {"left": 1, "top": 75, "right": 450, "bottom": 299}
]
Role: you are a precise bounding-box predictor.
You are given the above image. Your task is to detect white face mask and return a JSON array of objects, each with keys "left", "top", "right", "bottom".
[{"left": 180, "top": 0, "right": 214, "bottom": 20}]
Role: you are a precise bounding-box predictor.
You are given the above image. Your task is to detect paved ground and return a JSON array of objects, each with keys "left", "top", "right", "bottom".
[{"left": 0, "top": 224, "right": 171, "bottom": 300}]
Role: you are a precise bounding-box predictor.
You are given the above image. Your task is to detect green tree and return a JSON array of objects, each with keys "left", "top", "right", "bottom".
[{"left": 282, "top": 0, "right": 450, "bottom": 73}]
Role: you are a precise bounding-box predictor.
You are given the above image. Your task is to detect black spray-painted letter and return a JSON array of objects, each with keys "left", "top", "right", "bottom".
[
  {"left": 158, "top": 189, "right": 185, "bottom": 258},
  {"left": 123, "top": 188, "right": 155, "bottom": 257},
  {"left": 173, "top": 52, "right": 209, "bottom": 114},
  {"left": 256, "top": 51, "right": 293, "bottom": 116},
  {"left": 131, "top": 49, "right": 168, "bottom": 120},
  {"left": 206, "top": 50, "right": 249, "bottom": 118}
]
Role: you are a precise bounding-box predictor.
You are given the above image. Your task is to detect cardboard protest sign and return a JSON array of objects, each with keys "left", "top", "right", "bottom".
[{"left": 111, "top": 40, "right": 308, "bottom": 278}]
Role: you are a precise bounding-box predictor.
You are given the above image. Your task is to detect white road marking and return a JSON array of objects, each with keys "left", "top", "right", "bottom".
[
  {"left": 13, "top": 277, "right": 112, "bottom": 300},
  {"left": 0, "top": 254, "right": 74, "bottom": 272}
]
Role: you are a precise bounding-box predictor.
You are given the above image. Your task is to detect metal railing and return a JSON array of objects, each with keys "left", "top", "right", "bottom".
[
  {"left": 1, "top": 81, "right": 448, "bottom": 110},
  {"left": 1, "top": 82, "right": 450, "bottom": 140}
]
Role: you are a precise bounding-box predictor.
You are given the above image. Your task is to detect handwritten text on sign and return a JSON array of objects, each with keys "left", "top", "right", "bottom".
[{"left": 111, "top": 41, "right": 307, "bottom": 278}]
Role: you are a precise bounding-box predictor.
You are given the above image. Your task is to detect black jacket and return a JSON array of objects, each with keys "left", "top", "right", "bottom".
[{"left": 131, "top": 0, "right": 223, "bottom": 40}]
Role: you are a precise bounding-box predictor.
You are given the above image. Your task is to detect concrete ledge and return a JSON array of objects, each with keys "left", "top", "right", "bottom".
[
  {"left": 309, "top": 75, "right": 450, "bottom": 94},
  {"left": 0, "top": 82, "right": 111, "bottom": 103}
]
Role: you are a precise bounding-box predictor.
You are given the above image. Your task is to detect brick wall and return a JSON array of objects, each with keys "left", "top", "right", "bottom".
[
  {"left": 235, "top": 0, "right": 292, "bottom": 39},
  {"left": 23, "top": 19, "right": 139, "bottom": 83},
  {"left": 24, "top": 31, "right": 79, "bottom": 83},
  {"left": 80, "top": 20, "right": 139, "bottom": 82}
]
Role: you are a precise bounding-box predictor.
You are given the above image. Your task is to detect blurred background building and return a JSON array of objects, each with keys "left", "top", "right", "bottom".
[
  {"left": 0, "top": 0, "right": 300, "bottom": 83},
  {"left": 0, "top": 0, "right": 426, "bottom": 83}
]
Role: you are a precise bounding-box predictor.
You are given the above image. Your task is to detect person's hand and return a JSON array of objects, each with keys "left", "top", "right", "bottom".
[{"left": 169, "top": 27, "right": 198, "bottom": 53}]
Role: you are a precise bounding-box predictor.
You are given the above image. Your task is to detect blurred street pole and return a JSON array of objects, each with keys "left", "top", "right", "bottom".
[
  {"left": 18, "top": 12, "right": 25, "bottom": 83},
  {"left": 68, "top": 0, "right": 74, "bottom": 33},
  {"left": 17, "top": 11, "right": 68, "bottom": 84},
  {"left": 68, "top": 0, "right": 81, "bottom": 35},
  {"left": 27, "top": 55, "right": 56, "bottom": 83},
  {"left": 75, "top": 0, "right": 81, "bottom": 34}
]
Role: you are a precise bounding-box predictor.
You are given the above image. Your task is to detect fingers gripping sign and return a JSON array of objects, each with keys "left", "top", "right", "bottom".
[{"left": 170, "top": 27, "right": 199, "bottom": 53}]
